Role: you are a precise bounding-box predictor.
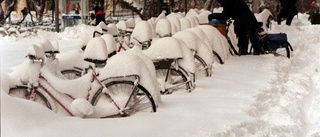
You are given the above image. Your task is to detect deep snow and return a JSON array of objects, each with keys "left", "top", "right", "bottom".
[{"left": 1, "top": 13, "right": 320, "bottom": 137}]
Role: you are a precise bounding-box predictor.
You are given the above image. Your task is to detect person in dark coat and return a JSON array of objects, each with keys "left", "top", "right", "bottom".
[
  {"left": 277, "top": 0, "right": 298, "bottom": 25},
  {"left": 308, "top": 1, "right": 320, "bottom": 24},
  {"left": 308, "top": 8, "right": 320, "bottom": 24},
  {"left": 94, "top": 3, "right": 106, "bottom": 26},
  {"left": 208, "top": 0, "right": 262, "bottom": 55}
]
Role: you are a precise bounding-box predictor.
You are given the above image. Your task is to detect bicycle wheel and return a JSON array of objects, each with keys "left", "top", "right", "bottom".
[
  {"left": 9, "top": 86, "right": 52, "bottom": 110},
  {"left": 157, "top": 67, "right": 191, "bottom": 94},
  {"left": 9, "top": 86, "right": 28, "bottom": 99},
  {"left": 194, "top": 54, "right": 210, "bottom": 78},
  {"left": 32, "top": 88, "right": 53, "bottom": 110},
  {"left": 61, "top": 69, "right": 82, "bottom": 79},
  {"left": 91, "top": 80, "right": 156, "bottom": 117},
  {"left": 212, "top": 50, "right": 224, "bottom": 64}
]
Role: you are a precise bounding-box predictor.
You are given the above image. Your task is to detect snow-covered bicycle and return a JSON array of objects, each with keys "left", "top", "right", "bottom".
[
  {"left": 8, "top": 38, "right": 157, "bottom": 118},
  {"left": 130, "top": 24, "right": 194, "bottom": 94}
]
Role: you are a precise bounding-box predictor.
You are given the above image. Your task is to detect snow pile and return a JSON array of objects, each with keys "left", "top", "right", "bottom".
[
  {"left": 1, "top": 9, "right": 320, "bottom": 137},
  {"left": 70, "top": 98, "right": 94, "bottom": 117},
  {"left": 213, "top": 23, "right": 320, "bottom": 137}
]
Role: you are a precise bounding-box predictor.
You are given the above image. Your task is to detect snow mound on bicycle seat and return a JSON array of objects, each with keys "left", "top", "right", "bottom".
[
  {"left": 28, "top": 44, "right": 45, "bottom": 60},
  {"left": 100, "top": 34, "right": 117, "bottom": 56},
  {"left": 107, "top": 23, "right": 119, "bottom": 36},
  {"left": 57, "top": 49, "right": 90, "bottom": 71},
  {"left": 197, "top": 10, "right": 211, "bottom": 24},
  {"left": 186, "top": 9, "right": 199, "bottom": 17},
  {"left": 97, "top": 52, "right": 161, "bottom": 105},
  {"left": 144, "top": 37, "right": 183, "bottom": 60},
  {"left": 167, "top": 14, "right": 181, "bottom": 33},
  {"left": 172, "top": 30, "right": 198, "bottom": 51},
  {"left": 186, "top": 16, "right": 198, "bottom": 27},
  {"left": 190, "top": 26, "right": 227, "bottom": 63},
  {"left": 116, "top": 21, "right": 127, "bottom": 31},
  {"left": 130, "top": 21, "right": 153, "bottom": 44},
  {"left": 186, "top": 27, "right": 212, "bottom": 51},
  {"left": 197, "top": 25, "right": 230, "bottom": 61},
  {"left": 97, "top": 22, "right": 108, "bottom": 31},
  {"left": 84, "top": 37, "right": 108, "bottom": 61},
  {"left": 155, "top": 19, "right": 172, "bottom": 37},
  {"left": 126, "top": 18, "right": 136, "bottom": 29},
  {"left": 39, "top": 39, "right": 56, "bottom": 53},
  {"left": 180, "top": 18, "right": 191, "bottom": 31}
]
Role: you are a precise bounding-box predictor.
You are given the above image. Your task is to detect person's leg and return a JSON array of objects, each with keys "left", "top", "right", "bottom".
[
  {"left": 238, "top": 34, "right": 249, "bottom": 55},
  {"left": 285, "top": 14, "right": 295, "bottom": 25},
  {"left": 277, "top": 11, "right": 284, "bottom": 25},
  {"left": 249, "top": 29, "right": 262, "bottom": 55}
]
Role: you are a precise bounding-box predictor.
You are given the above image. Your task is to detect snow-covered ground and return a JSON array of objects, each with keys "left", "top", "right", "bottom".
[{"left": 1, "top": 13, "right": 320, "bottom": 137}]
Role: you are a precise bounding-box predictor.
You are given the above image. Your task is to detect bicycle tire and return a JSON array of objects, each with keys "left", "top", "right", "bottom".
[
  {"left": 169, "top": 67, "right": 192, "bottom": 93},
  {"left": 9, "top": 86, "right": 52, "bottom": 110},
  {"left": 91, "top": 80, "right": 156, "bottom": 117},
  {"left": 194, "top": 54, "right": 210, "bottom": 77},
  {"left": 61, "top": 69, "right": 82, "bottom": 80},
  {"left": 228, "top": 39, "right": 239, "bottom": 55},
  {"left": 9, "top": 86, "right": 28, "bottom": 99},
  {"left": 156, "top": 67, "right": 191, "bottom": 94},
  {"left": 285, "top": 44, "right": 290, "bottom": 59},
  {"left": 212, "top": 50, "right": 224, "bottom": 64}
]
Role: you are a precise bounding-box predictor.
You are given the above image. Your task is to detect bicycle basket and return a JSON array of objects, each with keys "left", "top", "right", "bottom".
[{"left": 264, "top": 33, "right": 288, "bottom": 51}]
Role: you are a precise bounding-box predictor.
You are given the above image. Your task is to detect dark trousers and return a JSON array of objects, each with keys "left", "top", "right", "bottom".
[
  {"left": 277, "top": 11, "right": 295, "bottom": 25},
  {"left": 237, "top": 29, "right": 261, "bottom": 55},
  {"left": 95, "top": 14, "right": 106, "bottom": 26}
]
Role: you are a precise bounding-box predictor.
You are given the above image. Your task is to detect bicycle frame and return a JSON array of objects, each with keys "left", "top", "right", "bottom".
[{"left": 116, "top": 30, "right": 132, "bottom": 52}]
